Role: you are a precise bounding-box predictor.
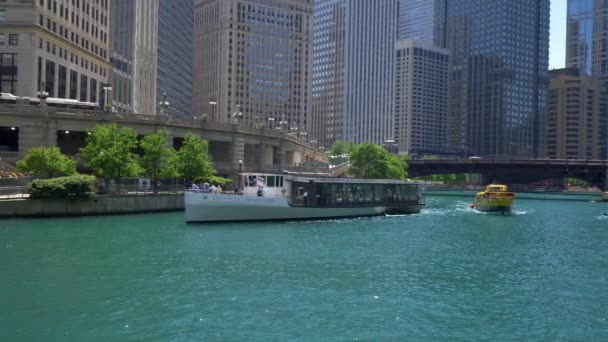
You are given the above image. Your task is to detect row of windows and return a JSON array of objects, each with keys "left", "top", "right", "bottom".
[
  {"left": 39, "top": 38, "right": 107, "bottom": 78},
  {"left": 0, "top": 34, "right": 18, "bottom": 46},
  {"left": 39, "top": 15, "right": 107, "bottom": 60}
]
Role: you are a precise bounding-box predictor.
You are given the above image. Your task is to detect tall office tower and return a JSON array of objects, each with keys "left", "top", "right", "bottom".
[
  {"left": 157, "top": 0, "right": 193, "bottom": 118},
  {"left": 436, "top": 0, "right": 550, "bottom": 158},
  {"left": 312, "top": 0, "right": 399, "bottom": 148},
  {"left": 398, "top": 0, "right": 438, "bottom": 43},
  {"left": 110, "top": 0, "right": 158, "bottom": 114},
  {"left": 547, "top": 68, "right": 606, "bottom": 159},
  {"left": 566, "top": 0, "right": 608, "bottom": 80},
  {"left": 394, "top": 40, "right": 449, "bottom": 156},
  {"left": 0, "top": 0, "right": 111, "bottom": 102},
  {"left": 193, "top": 0, "right": 313, "bottom": 133}
]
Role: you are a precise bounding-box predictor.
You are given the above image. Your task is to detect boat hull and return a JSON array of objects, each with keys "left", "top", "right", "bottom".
[
  {"left": 185, "top": 192, "right": 423, "bottom": 222},
  {"left": 474, "top": 205, "right": 512, "bottom": 214}
]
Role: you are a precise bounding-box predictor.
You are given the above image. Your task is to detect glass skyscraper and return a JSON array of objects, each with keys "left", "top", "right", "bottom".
[
  {"left": 436, "top": 0, "right": 550, "bottom": 158},
  {"left": 157, "top": 0, "right": 193, "bottom": 118},
  {"left": 313, "top": 0, "right": 399, "bottom": 147},
  {"left": 398, "top": 0, "right": 437, "bottom": 43},
  {"left": 566, "top": 0, "right": 607, "bottom": 80}
]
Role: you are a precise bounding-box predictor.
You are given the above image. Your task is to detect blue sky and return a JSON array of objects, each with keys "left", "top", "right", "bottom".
[{"left": 550, "top": 0, "right": 567, "bottom": 69}]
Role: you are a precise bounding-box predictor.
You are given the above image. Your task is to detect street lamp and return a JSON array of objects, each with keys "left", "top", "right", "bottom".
[
  {"left": 209, "top": 99, "right": 217, "bottom": 121},
  {"left": 238, "top": 159, "right": 243, "bottom": 191},
  {"left": 159, "top": 93, "right": 170, "bottom": 115},
  {"left": 103, "top": 85, "right": 112, "bottom": 111},
  {"left": 37, "top": 82, "right": 49, "bottom": 101}
]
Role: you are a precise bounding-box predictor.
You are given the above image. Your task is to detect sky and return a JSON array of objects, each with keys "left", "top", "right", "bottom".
[{"left": 550, "top": 0, "right": 567, "bottom": 70}]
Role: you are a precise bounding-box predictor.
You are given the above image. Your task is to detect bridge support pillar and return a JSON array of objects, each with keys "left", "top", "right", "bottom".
[
  {"left": 231, "top": 138, "right": 245, "bottom": 173},
  {"left": 278, "top": 145, "right": 287, "bottom": 170},
  {"left": 254, "top": 145, "right": 274, "bottom": 171},
  {"left": 18, "top": 122, "right": 56, "bottom": 159}
]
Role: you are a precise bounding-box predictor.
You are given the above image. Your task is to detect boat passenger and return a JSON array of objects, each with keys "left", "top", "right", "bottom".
[
  {"left": 202, "top": 182, "right": 210, "bottom": 192},
  {"left": 216, "top": 185, "right": 222, "bottom": 193},
  {"left": 191, "top": 183, "right": 200, "bottom": 192},
  {"left": 209, "top": 185, "right": 217, "bottom": 193},
  {"left": 257, "top": 186, "right": 265, "bottom": 197}
]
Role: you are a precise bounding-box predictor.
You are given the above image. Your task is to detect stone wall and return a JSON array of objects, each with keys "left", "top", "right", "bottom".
[{"left": 0, "top": 194, "right": 184, "bottom": 218}]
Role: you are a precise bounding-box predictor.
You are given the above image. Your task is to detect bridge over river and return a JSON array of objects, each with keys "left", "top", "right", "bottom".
[
  {"left": 0, "top": 104, "right": 327, "bottom": 176},
  {"left": 408, "top": 159, "right": 608, "bottom": 190}
]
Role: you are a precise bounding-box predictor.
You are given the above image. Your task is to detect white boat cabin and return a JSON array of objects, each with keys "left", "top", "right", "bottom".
[{"left": 240, "top": 173, "right": 289, "bottom": 197}]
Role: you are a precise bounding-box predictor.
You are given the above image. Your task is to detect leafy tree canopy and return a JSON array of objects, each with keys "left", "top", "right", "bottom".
[
  {"left": 16, "top": 147, "right": 77, "bottom": 178},
  {"left": 139, "top": 129, "right": 178, "bottom": 186},
  {"left": 348, "top": 143, "right": 406, "bottom": 180},
  {"left": 330, "top": 140, "right": 357, "bottom": 156},
  {"left": 177, "top": 133, "right": 216, "bottom": 181},
  {"left": 80, "top": 124, "right": 141, "bottom": 182}
]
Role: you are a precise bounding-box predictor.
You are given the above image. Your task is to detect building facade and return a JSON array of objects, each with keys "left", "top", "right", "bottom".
[
  {"left": 312, "top": 0, "right": 399, "bottom": 147},
  {"left": 193, "top": 0, "right": 313, "bottom": 134},
  {"left": 157, "top": 0, "right": 193, "bottom": 118},
  {"left": 436, "top": 0, "right": 550, "bottom": 158},
  {"left": 547, "top": 68, "right": 606, "bottom": 160},
  {"left": 110, "top": 0, "right": 158, "bottom": 114},
  {"left": 394, "top": 40, "right": 449, "bottom": 156},
  {"left": 398, "top": 0, "right": 438, "bottom": 43},
  {"left": 0, "top": 0, "right": 111, "bottom": 104}
]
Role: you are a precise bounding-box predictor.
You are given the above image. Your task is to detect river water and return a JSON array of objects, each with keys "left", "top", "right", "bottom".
[{"left": 1, "top": 194, "right": 607, "bottom": 340}]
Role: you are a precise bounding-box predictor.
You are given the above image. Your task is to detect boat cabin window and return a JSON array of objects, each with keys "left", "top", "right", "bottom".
[
  {"left": 243, "top": 175, "right": 283, "bottom": 188},
  {"left": 290, "top": 181, "right": 419, "bottom": 207}
]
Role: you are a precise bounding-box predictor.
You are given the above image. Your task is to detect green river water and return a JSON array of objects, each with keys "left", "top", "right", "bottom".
[{"left": 1, "top": 194, "right": 607, "bottom": 341}]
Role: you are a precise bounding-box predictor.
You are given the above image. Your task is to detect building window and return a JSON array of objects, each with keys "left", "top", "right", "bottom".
[
  {"left": 80, "top": 74, "right": 88, "bottom": 102},
  {"left": 69, "top": 70, "right": 78, "bottom": 99},
  {"left": 45, "top": 60, "right": 55, "bottom": 97},
  {"left": 0, "top": 53, "right": 17, "bottom": 94},
  {"left": 58, "top": 65, "right": 67, "bottom": 98}
]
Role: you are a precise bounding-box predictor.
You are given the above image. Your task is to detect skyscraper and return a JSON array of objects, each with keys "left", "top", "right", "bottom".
[
  {"left": 312, "top": 0, "right": 399, "bottom": 147},
  {"left": 436, "top": 0, "right": 550, "bottom": 158},
  {"left": 395, "top": 40, "right": 450, "bottom": 156},
  {"left": 193, "top": 0, "right": 313, "bottom": 133},
  {"left": 398, "top": 0, "right": 438, "bottom": 43},
  {"left": 0, "top": 0, "right": 111, "bottom": 102},
  {"left": 547, "top": 68, "right": 606, "bottom": 159},
  {"left": 157, "top": 0, "right": 193, "bottom": 118},
  {"left": 110, "top": 0, "right": 158, "bottom": 114},
  {"left": 566, "top": 0, "right": 600, "bottom": 78}
]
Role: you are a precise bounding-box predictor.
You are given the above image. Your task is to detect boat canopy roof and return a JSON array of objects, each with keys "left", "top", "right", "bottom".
[
  {"left": 238, "top": 172, "right": 416, "bottom": 185},
  {"left": 485, "top": 184, "right": 510, "bottom": 192}
]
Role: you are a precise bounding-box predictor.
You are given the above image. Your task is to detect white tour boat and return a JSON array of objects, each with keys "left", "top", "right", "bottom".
[{"left": 185, "top": 173, "right": 425, "bottom": 223}]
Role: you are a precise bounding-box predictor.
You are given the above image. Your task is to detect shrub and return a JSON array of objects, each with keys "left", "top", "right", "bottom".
[
  {"left": 28, "top": 175, "right": 96, "bottom": 199},
  {"left": 194, "top": 176, "right": 232, "bottom": 188}
]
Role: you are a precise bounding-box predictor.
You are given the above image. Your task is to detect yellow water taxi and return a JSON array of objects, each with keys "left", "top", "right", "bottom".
[{"left": 471, "top": 184, "right": 515, "bottom": 214}]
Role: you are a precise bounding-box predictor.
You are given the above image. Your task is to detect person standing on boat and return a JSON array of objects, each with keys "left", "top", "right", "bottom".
[{"left": 257, "top": 186, "right": 265, "bottom": 197}]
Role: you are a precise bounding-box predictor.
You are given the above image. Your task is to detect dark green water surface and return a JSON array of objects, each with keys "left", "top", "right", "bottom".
[{"left": 1, "top": 194, "right": 608, "bottom": 341}]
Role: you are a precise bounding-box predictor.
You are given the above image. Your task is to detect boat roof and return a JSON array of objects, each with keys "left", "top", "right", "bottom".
[{"left": 239, "top": 172, "right": 417, "bottom": 185}]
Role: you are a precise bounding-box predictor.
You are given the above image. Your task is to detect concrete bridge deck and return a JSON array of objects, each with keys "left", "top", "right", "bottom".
[{"left": 0, "top": 104, "right": 327, "bottom": 176}]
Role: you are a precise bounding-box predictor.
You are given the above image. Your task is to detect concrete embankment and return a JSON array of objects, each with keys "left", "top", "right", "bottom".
[{"left": 0, "top": 194, "right": 184, "bottom": 218}]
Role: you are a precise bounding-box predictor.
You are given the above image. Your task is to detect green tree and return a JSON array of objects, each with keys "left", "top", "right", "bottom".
[
  {"left": 330, "top": 140, "right": 357, "bottom": 156},
  {"left": 348, "top": 143, "right": 406, "bottom": 180},
  {"left": 80, "top": 124, "right": 140, "bottom": 186},
  {"left": 176, "top": 133, "right": 216, "bottom": 181},
  {"left": 16, "top": 147, "right": 77, "bottom": 178},
  {"left": 139, "top": 130, "right": 178, "bottom": 193}
]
